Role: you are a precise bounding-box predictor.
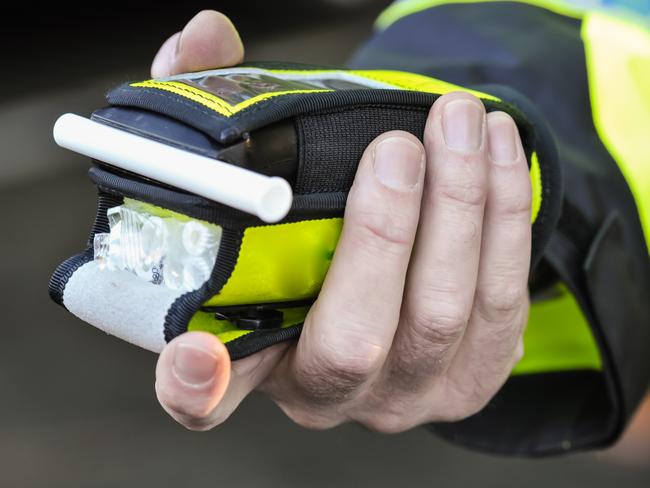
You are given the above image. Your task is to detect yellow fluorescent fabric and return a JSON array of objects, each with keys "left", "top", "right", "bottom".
[
  {"left": 204, "top": 219, "right": 343, "bottom": 307},
  {"left": 514, "top": 286, "right": 602, "bottom": 375},
  {"left": 123, "top": 198, "right": 203, "bottom": 223},
  {"left": 196, "top": 284, "right": 602, "bottom": 368},
  {"left": 530, "top": 152, "right": 542, "bottom": 223},
  {"left": 582, "top": 13, "right": 650, "bottom": 251},
  {"left": 188, "top": 306, "right": 310, "bottom": 344},
  {"left": 375, "top": 0, "right": 586, "bottom": 30},
  {"left": 347, "top": 70, "right": 498, "bottom": 101},
  {"left": 131, "top": 195, "right": 598, "bottom": 370}
]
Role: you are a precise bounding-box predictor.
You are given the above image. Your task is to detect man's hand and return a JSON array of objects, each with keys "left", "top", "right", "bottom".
[{"left": 153, "top": 10, "right": 531, "bottom": 432}]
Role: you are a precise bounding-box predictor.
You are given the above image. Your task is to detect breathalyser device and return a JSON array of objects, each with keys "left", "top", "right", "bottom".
[{"left": 50, "top": 63, "right": 561, "bottom": 359}]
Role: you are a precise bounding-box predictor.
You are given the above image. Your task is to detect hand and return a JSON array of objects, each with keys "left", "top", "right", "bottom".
[{"left": 153, "top": 10, "right": 531, "bottom": 432}]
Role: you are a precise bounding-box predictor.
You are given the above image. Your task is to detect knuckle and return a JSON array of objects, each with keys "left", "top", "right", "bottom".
[
  {"left": 494, "top": 183, "right": 532, "bottom": 219},
  {"left": 509, "top": 183, "right": 533, "bottom": 213},
  {"left": 384, "top": 343, "right": 434, "bottom": 391},
  {"left": 355, "top": 393, "right": 424, "bottom": 434},
  {"left": 320, "top": 337, "right": 385, "bottom": 378},
  {"left": 294, "top": 342, "right": 382, "bottom": 404},
  {"left": 407, "top": 305, "right": 468, "bottom": 348},
  {"left": 475, "top": 284, "right": 526, "bottom": 322},
  {"left": 351, "top": 204, "right": 415, "bottom": 253},
  {"left": 437, "top": 177, "right": 488, "bottom": 210}
]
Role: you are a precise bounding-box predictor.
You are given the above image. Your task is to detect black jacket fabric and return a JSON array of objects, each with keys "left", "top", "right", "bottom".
[{"left": 349, "top": 0, "right": 650, "bottom": 456}]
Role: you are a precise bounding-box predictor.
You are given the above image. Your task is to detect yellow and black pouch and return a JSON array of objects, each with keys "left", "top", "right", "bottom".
[{"left": 49, "top": 63, "right": 562, "bottom": 357}]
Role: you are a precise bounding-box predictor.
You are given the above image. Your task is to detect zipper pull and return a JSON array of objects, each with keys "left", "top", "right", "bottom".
[{"left": 215, "top": 308, "right": 284, "bottom": 331}]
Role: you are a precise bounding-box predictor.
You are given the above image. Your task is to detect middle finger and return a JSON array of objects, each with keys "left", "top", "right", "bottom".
[{"left": 385, "top": 92, "right": 489, "bottom": 390}]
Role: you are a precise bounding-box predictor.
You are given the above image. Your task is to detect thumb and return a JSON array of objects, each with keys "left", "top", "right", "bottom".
[
  {"left": 155, "top": 331, "right": 286, "bottom": 431},
  {"left": 151, "top": 10, "right": 244, "bottom": 78}
]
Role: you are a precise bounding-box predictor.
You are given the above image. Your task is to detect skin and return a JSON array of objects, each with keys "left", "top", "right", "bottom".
[{"left": 152, "top": 10, "right": 532, "bottom": 433}]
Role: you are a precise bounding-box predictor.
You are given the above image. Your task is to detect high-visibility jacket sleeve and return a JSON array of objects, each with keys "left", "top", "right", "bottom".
[{"left": 349, "top": 0, "right": 650, "bottom": 456}]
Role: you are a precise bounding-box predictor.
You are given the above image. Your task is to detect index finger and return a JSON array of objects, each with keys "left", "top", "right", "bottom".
[{"left": 265, "top": 131, "right": 425, "bottom": 416}]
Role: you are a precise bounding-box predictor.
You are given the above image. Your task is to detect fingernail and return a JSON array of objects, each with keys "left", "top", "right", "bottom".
[
  {"left": 172, "top": 342, "right": 218, "bottom": 386},
  {"left": 442, "top": 99, "right": 485, "bottom": 152},
  {"left": 373, "top": 137, "right": 424, "bottom": 191},
  {"left": 488, "top": 113, "right": 519, "bottom": 165}
]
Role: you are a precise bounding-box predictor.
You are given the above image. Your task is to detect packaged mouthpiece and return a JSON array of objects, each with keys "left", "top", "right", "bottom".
[{"left": 93, "top": 202, "right": 222, "bottom": 292}]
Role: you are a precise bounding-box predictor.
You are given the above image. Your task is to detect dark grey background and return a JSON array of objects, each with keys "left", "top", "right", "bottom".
[{"left": 1, "top": 2, "right": 648, "bottom": 486}]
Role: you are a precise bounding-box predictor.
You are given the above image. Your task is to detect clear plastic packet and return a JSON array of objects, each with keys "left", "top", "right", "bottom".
[{"left": 93, "top": 202, "right": 222, "bottom": 292}]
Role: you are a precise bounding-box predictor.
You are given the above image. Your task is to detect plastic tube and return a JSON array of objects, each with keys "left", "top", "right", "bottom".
[{"left": 53, "top": 113, "right": 293, "bottom": 223}]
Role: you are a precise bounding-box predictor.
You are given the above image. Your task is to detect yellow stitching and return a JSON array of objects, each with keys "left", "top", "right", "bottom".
[
  {"left": 131, "top": 80, "right": 234, "bottom": 116},
  {"left": 232, "top": 89, "right": 332, "bottom": 112},
  {"left": 131, "top": 80, "right": 333, "bottom": 117}
]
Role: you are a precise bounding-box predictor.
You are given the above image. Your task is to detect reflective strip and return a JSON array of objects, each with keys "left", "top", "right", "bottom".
[
  {"left": 375, "top": 0, "right": 586, "bottom": 30},
  {"left": 204, "top": 218, "right": 343, "bottom": 307},
  {"left": 514, "top": 286, "right": 602, "bottom": 375},
  {"left": 133, "top": 68, "right": 498, "bottom": 117},
  {"left": 582, "top": 12, "right": 650, "bottom": 250}
]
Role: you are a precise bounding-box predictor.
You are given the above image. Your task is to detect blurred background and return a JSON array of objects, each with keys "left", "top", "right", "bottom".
[{"left": 1, "top": 1, "right": 649, "bottom": 486}]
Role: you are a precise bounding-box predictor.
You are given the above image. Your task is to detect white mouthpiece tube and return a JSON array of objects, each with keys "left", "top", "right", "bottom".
[{"left": 53, "top": 113, "right": 293, "bottom": 223}]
